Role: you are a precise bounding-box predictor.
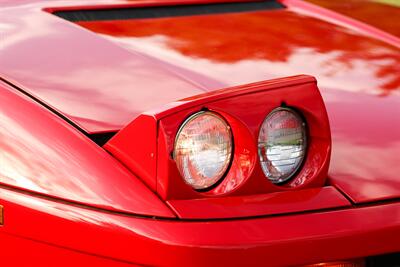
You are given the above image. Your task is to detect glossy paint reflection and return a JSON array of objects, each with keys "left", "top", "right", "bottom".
[
  {"left": 0, "top": 7, "right": 208, "bottom": 133},
  {"left": 1, "top": 186, "right": 400, "bottom": 266},
  {"left": 323, "top": 89, "right": 400, "bottom": 202},
  {"left": 77, "top": 8, "right": 400, "bottom": 202},
  {"left": 306, "top": 0, "right": 400, "bottom": 38},
  {"left": 78, "top": 9, "right": 400, "bottom": 93},
  {"left": 0, "top": 81, "right": 174, "bottom": 217},
  {"left": 0, "top": 1, "right": 399, "bottom": 203}
]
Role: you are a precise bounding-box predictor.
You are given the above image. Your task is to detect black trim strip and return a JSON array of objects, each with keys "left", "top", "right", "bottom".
[{"left": 53, "top": 1, "right": 284, "bottom": 22}]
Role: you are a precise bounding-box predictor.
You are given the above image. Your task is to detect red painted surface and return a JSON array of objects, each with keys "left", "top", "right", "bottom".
[
  {"left": 0, "top": 0, "right": 398, "bottom": 204},
  {"left": 0, "top": 0, "right": 399, "bottom": 133},
  {"left": 1, "top": 187, "right": 399, "bottom": 266},
  {"left": 281, "top": 0, "right": 400, "bottom": 49},
  {"left": 0, "top": 233, "right": 140, "bottom": 267},
  {"left": 76, "top": 1, "right": 399, "bottom": 203},
  {"left": 167, "top": 186, "right": 350, "bottom": 219},
  {"left": 0, "top": 80, "right": 175, "bottom": 218},
  {"left": 0, "top": 0, "right": 399, "bottom": 265},
  {"left": 304, "top": 0, "right": 400, "bottom": 38}
]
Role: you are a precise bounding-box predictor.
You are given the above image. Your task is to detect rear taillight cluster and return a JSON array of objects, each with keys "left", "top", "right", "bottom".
[
  {"left": 173, "top": 107, "right": 307, "bottom": 191},
  {"left": 105, "top": 75, "right": 331, "bottom": 200}
]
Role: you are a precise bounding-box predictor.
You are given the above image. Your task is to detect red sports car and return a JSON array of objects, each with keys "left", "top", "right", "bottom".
[{"left": 0, "top": 0, "right": 399, "bottom": 266}]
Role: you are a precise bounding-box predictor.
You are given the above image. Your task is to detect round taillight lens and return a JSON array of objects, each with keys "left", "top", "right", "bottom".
[
  {"left": 258, "top": 107, "right": 307, "bottom": 184},
  {"left": 174, "top": 111, "right": 233, "bottom": 190}
]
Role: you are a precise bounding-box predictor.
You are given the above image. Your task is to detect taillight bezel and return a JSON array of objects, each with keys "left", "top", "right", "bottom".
[{"left": 105, "top": 75, "right": 331, "bottom": 201}]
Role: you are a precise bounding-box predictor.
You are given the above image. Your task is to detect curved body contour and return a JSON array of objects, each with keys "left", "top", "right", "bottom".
[{"left": 0, "top": 0, "right": 399, "bottom": 266}]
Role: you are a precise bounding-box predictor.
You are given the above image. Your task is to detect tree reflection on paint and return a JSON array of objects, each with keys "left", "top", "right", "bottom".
[{"left": 78, "top": 9, "right": 400, "bottom": 93}]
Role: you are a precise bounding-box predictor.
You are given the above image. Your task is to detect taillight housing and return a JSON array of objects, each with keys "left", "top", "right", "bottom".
[{"left": 105, "top": 75, "right": 331, "bottom": 202}]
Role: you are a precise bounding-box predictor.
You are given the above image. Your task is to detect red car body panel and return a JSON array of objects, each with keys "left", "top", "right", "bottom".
[
  {"left": 167, "top": 186, "right": 350, "bottom": 219},
  {"left": 1, "top": 187, "right": 400, "bottom": 267},
  {"left": 0, "top": 0, "right": 398, "bottom": 133},
  {"left": 0, "top": 0, "right": 399, "bottom": 266},
  {"left": 305, "top": 0, "right": 400, "bottom": 38},
  {"left": 1, "top": 0, "right": 399, "bottom": 203},
  {"left": 0, "top": 80, "right": 175, "bottom": 218}
]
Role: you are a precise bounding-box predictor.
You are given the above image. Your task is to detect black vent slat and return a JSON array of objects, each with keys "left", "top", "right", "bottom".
[{"left": 53, "top": 1, "right": 284, "bottom": 22}]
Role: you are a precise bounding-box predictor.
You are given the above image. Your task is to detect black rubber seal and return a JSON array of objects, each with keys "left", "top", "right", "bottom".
[{"left": 53, "top": 1, "right": 284, "bottom": 22}]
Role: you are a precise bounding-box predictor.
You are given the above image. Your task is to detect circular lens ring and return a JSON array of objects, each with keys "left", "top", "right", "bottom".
[
  {"left": 174, "top": 111, "right": 233, "bottom": 191},
  {"left": 258, "top": 107, "right": 307, "bottom": 184}
]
